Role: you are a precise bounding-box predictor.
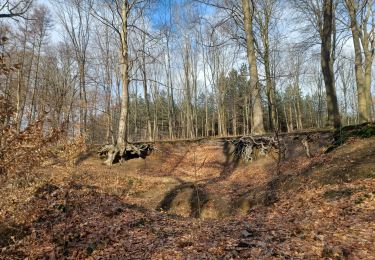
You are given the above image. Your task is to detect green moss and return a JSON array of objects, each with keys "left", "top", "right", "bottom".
[
  {"left": 326, "top": 123, "right": 375, "bottom": 153},
  {"left": 323, "top": 188, "right": 353, "bottom": 200},
  {"left": 357, "top": 127, "right": 375, "bottom": 138}
]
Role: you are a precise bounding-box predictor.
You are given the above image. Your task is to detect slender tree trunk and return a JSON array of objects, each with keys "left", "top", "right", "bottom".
[
  {"left": 79, "top": 60, "right": 87, "bottom": 136},
  {"left": 153, "top": 82, "right": 159, "bottom": 140},
  {"left": 165, "top": 37, "right": 175, "bottom": 139},
  {"left": 29, "top": 40, "right": 42, "bottom": 123},
  {"left": 243, "top": 97, "right": 248, "bottom": 135},
  {"left": 105, "top": 88, "right": 112, "bottom": 144},
  {"left": 140, "top": 30, "right": 153, "bottom": 141},
  {"left": 288, "top": 102, "right": 294, "bottom": 132},
  {"left": 244, "top": 96, "right": 250, "bottom": 135},
  {"left": 364, "top": 55, "right": 373, "bottom": 120},
  {"left": 293, "top": 102, "right": 299, "bottom": 129},
  {"left": 295, "top": 90, "right": 303, "bottom": 130},
  {"left": 142, "top": 70, "right": 152, "bottom": 141},
  {"left": 242, "top": 0, "right": 265, "bottom": 134},
  {"left": 168, "top": 56, "right": 175, "bottom": 139},
  {"left": 342, "top": 77, "right": 349, "bottom": 125},
  {"left": 283, "top": 103, "right": 288, "bottom": 132},
  {"left": 15, "top": 70, "right": 22, "bottom": 131},
  {"left": 211, "top": 108, "right": 216, "bottom": 136},
  {"left": 308, "top": 100, "right": 314, "bottom": 128},
  {"left": 263, "top": 34, "right": 276, "bottom": 131},
  {"left": 108, "top": 82, "right": 114, "bottom": 143},
  {"left": 117, "top": 1, "right": 129, "bottom": 152},
  {"left": 183, "top": 42, "right": 194, "bottom": 139},
  {"left": 191, "top": 53, "right": 199, "bottom": 137},
  {"left": 134, "top": 82, "right": 138, "bottom": 138},
  {"left": 15, "top": 26, "right": 32, "bottom": 132},
  {"left": 345, "top": 0, "right": 370, "bottom": 122},
  {"left": 232, "top": 100, "right": 237, "bottom": 136},
  {"left": 201, "top": 38, "right": 209, "bottom": 137},
  {"left": 321, "top": 0, "right": 341, "bottom": 128}
]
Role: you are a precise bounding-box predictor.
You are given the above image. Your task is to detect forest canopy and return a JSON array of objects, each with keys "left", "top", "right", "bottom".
[{"left": 0, "top": 0, "right": 374, "bottom": 145}]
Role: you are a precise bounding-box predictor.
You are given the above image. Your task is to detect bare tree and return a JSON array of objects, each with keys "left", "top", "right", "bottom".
[
  {"left": 254, "top": 0, "right": 279, "bottom": 131},
  {"left": 337, "top": 55, "right": 355, "bottom": 125},
  {"left": 344, "top": 0, "right": 374, "bottom": 122},
  {"left": 321, "top": 0, "right": 341, "bottom": 128},
  {"left": 55, "top": 0, "right": 92, "bottom": 137},
  {"left": 139, "top": 18, "right": 153, "bottom": 141},
  {"left": 91, "top": 0, "right": 152, "bottom": 162},
  {"left": 27, "top": 5, "right": 52, "bottom": 124},
  {"left": 95, "top": 23, "right": 116, "bottom": 143},
  {"left": 242, "top": 0, "right": 265, "bottom": 134},
  {"left": 291, "top": 0, "right": 341, "bottom": 128},
  {"left": 0, "top": 0, "right": 33, "bottom": 19},
  {"left": 5, "top": 0, "right": 375, "bottom": 153}
]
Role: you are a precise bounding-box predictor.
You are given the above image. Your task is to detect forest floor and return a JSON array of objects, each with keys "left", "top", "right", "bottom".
[{"left": 1, "top": 133, "right": 375, "bottom": 259}]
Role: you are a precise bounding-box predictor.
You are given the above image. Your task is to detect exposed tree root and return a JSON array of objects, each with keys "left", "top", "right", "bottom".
[
  {"left": 99, "top": 144, "right": 153, "bottom": 165},
  {"left": 230, "top": 136, "right": 284, "bottom": 162}
]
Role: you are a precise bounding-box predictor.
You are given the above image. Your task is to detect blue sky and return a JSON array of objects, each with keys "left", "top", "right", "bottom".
[{"left": 37, "top": 0, "right": 206, "bottom": 42}]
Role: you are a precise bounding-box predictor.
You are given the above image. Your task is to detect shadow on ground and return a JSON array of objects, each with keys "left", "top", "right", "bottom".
[{"left": 156, "top": 141, "right": 240, "bottom": 218}]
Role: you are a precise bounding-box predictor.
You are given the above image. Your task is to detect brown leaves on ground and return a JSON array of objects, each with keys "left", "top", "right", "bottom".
[{"left": 1, "top": 136, "right": 375, "bottom": 259}]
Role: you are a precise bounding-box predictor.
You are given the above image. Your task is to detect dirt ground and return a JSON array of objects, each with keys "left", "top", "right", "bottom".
[{"left": 1, "top": 135, "right": 375, "bottom": 259}]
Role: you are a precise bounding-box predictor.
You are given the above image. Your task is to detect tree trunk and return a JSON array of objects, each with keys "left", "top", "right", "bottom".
[
  {"left": 232, "top": 99, "right": 237, "bottom": 136},
  {"left": 116, "top": 0, "right": 129, "bottom": 154},
  {"left": 29, "top": 39, "right": 42, "bottom": 124},
  {"left": 165, "top": 36, "right": 175, "bottom": 139},
  {"left": 79, "top": 60, "right": 87, "bottom": 136},
  {"left": 152, "top": 81, "right": 159, "bottom": 140},
  {"left": 263, "top": 27, "right": 276, "bottom": 131},
  {"left": 364, "top": 55, "right": 373, "bottom": 121},
  {"left": 242, "top": 0, "right": 265, "bottom": 134},
  {"left": 142, "top": 70, "right": 152, "bottom": 141},
  {"left": 296, "top": 93, "right": 303, "bottom": 130},
  {"left": 345, "top": 0, "right": 370, "bottom": 122},
  {"left": 183, "top": 42, "right": 194, "bottom": 139},
  {"left": 201, "top": 36, "right": 209, "bottom": 137},
  {"left": 321, "top": 0, "right": 341, "bottom": 128},
  {"left": 15, "top": 70, "right": 22, "bottom": 132},
  {"left": 288, "top": 102, "right": 294, "bottom": 132}
]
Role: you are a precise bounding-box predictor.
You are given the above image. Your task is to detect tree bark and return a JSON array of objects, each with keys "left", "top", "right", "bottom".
[
  {"left": 117, "top": 0, "right": 129, "bottom": 153},
  {"left": 344, "top": 0, "right": 373, "bottom": 122},
  {"left": 241, "top": 0, "right": 265, "bottom": 134},
  {"left": 79, "top": 60, "right": 87, "bottom": 136},
  {"left": 321, "top": 0, "right": 341, "bottom": 128},
  {"left": 165, "top": 35, "right": 175, "bottom": 139},
  {"left": 142, "top": 66, "right": 152, "bottom": 141}
]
